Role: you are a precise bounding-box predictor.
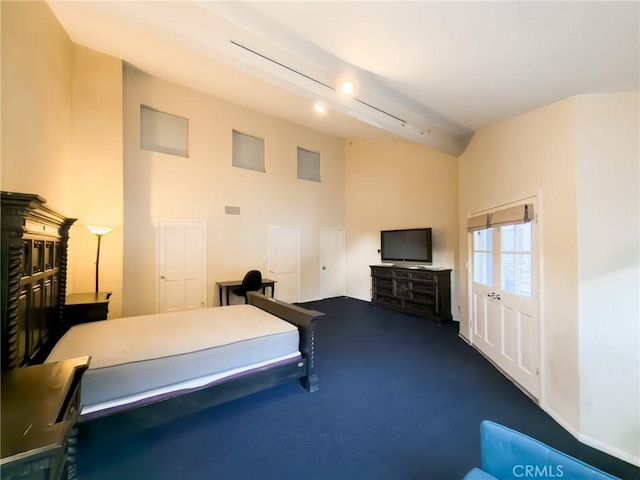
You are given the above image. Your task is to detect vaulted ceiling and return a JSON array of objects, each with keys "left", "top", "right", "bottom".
[{"left": 47, "top": 1, "right": 639, "bottom": 156}]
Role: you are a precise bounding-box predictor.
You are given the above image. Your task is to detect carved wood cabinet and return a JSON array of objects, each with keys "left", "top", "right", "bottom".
[
  {"left": 1, "top": 192, "right": 75, "bottom": 370},
  {"left": 370, "top": 265, "right": 452, "bottom": 324}
]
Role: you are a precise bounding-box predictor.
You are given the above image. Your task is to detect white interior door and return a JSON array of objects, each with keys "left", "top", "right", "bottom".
[
  {"left": 470, "top": 200, "right": 540, "bottom": 399},
  {"left": 267, "top": 226, "right": 300, "bottom": 303},
  {"left": 157, "top": 220, "right": 206, "bottom": 313},
  {"left": 321, "top": 228, "right": 346, "bottom": 299}
]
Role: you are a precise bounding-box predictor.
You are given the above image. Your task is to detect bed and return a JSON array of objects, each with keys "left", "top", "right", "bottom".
[
  {"left": 46, "top": 292, "right": 322, "bottom": 434},
  {"left": 0, "top": 192, "right": 322, "bottom": 439}
]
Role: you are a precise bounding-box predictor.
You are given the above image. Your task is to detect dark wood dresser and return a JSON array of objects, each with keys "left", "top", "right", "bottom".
[
  {"left": 0, "top": 356, "right": 90, "bottom": 480},
  {"left": 371, "top": 265, "right": 452, "bottom": 324}
]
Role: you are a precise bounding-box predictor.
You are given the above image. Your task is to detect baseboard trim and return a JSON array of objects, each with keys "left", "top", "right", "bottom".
[
  {"left": 469, "top": 344, "right": 640, "bottom": 468},
  {"left": 578, "top": 432, "right": 640, "bottom": 468},
  {"left": 542, "top": 405, "right": 640, "bottom": 467},
  {"left": 540, "top": 404, "right": 581, "bottom": 439}
]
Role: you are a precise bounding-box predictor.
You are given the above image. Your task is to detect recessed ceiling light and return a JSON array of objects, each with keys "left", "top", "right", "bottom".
[
  {"left": 313, "top": 102, "right": 327, "bottom": 115},
  {"left": 340, "top": 81, "right": 355, "bottom": 95}
]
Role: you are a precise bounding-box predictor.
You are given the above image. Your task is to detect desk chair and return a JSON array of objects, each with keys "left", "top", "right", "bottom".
[{"left": 233, "top": 270, "right": 263, "bottom": 303}]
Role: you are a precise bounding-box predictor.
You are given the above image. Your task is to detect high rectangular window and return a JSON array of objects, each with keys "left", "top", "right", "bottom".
[
  {"left": 140, "top": 105, "right": 189, "bottom": 157},
  {"left": 232, "top": 130, "right": 265, "bottom": 172},
  {"left": 297, "top": 147, "right": 321, "bottom": 182}
]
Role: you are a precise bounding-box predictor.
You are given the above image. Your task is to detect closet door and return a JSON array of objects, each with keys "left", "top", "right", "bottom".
[
  {"left": 321, "top": 228, "right": 346, "bottom": 299},
  {"left": 267, "top": 226, "right": 300, "bottom": 304},
  {"left": 157, "top": 220, "right": 206, "bottom": 313}
]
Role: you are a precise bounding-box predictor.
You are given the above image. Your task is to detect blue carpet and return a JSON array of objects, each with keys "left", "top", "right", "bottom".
[{"left": 77, "top": 297, "right": 639, "bottom": 479}]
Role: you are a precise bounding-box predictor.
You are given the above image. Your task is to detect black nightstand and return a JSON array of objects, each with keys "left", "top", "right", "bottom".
[
  {"left": 65, "top": 292, "right": 112, "bottom": 327},
  {"left": 1, "top": 356, "right": 90, "bottom": 480}
]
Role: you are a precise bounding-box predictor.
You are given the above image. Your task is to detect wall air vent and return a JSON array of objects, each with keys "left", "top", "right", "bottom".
[{"left": 225, "top": 206, "right": 241, "bottom": 215}]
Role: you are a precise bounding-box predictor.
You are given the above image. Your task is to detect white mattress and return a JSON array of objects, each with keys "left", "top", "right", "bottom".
[{"left": 46, "top": 304, "right": 299, "bottom": 412}]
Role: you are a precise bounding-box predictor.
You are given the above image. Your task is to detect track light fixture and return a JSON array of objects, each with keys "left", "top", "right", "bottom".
[
  {"left": 340, "top": 80, "right": 355, "bottom": 95},
  {"left": 313, "top": 102, "right": 327, "bottom": 115}
]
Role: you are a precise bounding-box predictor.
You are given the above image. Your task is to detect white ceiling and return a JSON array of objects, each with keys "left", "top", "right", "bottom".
[{"left": 47, "top": 1, "right": 639, "bottom": 156}]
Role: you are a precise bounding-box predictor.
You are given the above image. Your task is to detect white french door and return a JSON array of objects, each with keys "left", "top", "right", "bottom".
[
  {"left": 471, "top": 228, "right": 500, "bottom": 360},
  {"left": 470, "top": 200, "right": 540, "bottom": 399}
]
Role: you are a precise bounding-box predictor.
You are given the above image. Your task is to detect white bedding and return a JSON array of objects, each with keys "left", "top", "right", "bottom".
[{"left": 46, "top": 304, "right": 300, "bottom": 413}]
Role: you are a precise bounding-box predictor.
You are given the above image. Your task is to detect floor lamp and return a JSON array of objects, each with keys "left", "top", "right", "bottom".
[{"left": 86, "top": 225, "right": 114, "bottom": 293}]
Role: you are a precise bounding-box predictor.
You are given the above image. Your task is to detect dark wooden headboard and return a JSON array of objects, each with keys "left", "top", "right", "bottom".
[{"left": 1, "top": 192, "right": 75, "bottom": 370}]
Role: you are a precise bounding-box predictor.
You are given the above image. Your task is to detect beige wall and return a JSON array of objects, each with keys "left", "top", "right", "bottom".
[
  {"left": 574, "top": 93, "right": 639, "bottom": 463},
  {"left": 1, "top": 1, "right": 124, "bottom": 317},
  {"left": 1, "top": 0, "right": 73, "bottom": 208},
  {"left": 458, "top": 94, "right": 639, "bottom": 465},
  {"left": 67, "top": 44, "right": 124, "bottom": 317},
  {"left": 122, "top": 67, "right": 345, "bottom": 316},
  {"left": 458, "top": 98, "right": 580, "bottom": 428},
  {"left": 344, "top": 138, "right": 459, "bottom": 310}
]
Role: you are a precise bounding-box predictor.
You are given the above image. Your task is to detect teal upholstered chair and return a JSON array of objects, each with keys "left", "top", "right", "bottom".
[{"left": 463, "top": 421, "right": 619, "bottom": 480}]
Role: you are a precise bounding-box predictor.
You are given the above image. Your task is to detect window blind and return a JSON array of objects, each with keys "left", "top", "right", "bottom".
[
  {"left": 489, "top": 204, "right": 534, "bottom": 227},
  {"left": 467, "top": 214, "right": 490, "bottom": 231}
]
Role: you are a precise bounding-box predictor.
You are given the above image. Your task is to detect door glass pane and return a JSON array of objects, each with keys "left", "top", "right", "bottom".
[
  {"left": 500, "top": 223, "right": 532, "bottom": 297},
  {"left": 473, "top": 229, "right": 493, "bottom": 286}
]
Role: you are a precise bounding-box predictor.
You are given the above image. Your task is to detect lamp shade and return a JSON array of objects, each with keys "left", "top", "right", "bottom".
[
  {"left": 86, "top": 225, "right": 114, "bottom": 236},
  {"left": 86, "top": 224, "right": 114, "bottom": 293}
]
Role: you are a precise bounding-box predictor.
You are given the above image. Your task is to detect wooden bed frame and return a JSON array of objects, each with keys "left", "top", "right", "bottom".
[
  {"left": 79, "top": 292, "right": 323, "bottom": 436},
  {"left": 1, "top": 192, "right": 323, "bottom": 438}
]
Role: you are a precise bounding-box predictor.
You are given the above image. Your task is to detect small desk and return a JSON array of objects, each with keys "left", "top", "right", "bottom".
[
  {"left": 65, "top": 292, "right": 112, "bottom": 327},
  {"left": 1, "top": 356, "right": 90, "bottom": 480},
  {"left": 217, "top": 279, "right": 276, "bottom": 306}
]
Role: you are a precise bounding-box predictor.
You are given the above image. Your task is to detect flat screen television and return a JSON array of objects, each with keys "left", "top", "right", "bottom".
[{"left": 380, "top": 228, "right": 432, "bottom": 264}]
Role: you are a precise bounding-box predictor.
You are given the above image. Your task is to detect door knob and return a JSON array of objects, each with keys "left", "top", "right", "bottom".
[
  {"left": 322, "top": 266, "right": 327, "bottom": 270},
  {"left": 161, "top": 275, "right": 166, "bottom": 279}
]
